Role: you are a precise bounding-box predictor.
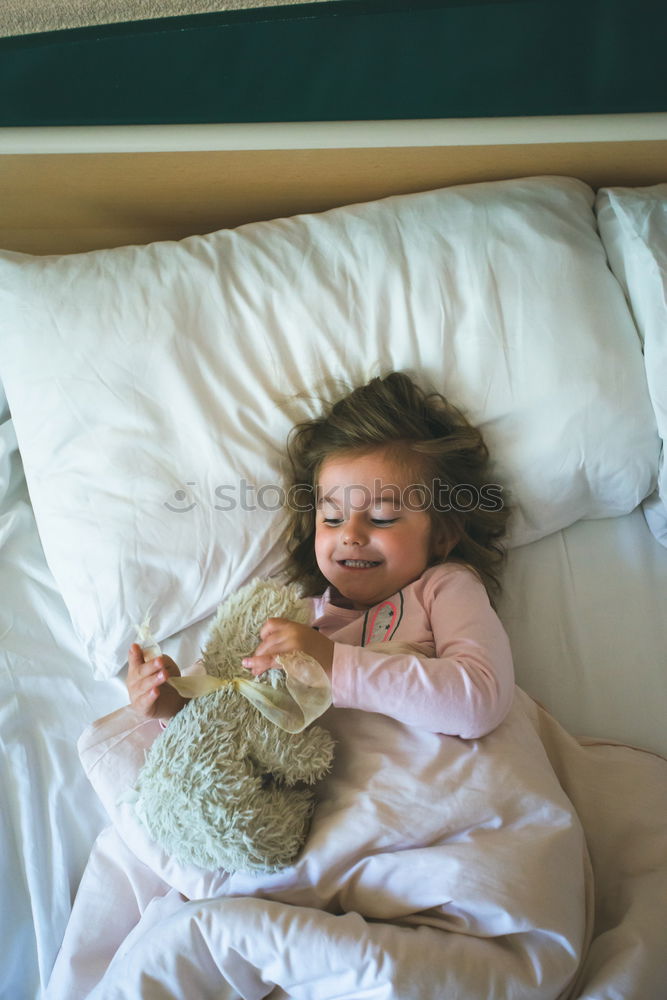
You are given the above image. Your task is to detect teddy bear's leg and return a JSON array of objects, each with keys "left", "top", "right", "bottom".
[
  {"left": 250, "top": 724, "right": 334, "bottom": 787},
  {"left": 240, "top": 782, "right": 315, "bottom": 871}
]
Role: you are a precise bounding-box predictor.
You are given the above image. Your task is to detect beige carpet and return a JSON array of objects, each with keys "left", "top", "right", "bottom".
[{"left": 0, "top": 0, "right": 343, "bottom": 38}]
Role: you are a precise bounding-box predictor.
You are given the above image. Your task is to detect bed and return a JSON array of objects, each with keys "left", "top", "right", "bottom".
[{"left": 1, "top": 3, "right": 667, "bottom": 999}]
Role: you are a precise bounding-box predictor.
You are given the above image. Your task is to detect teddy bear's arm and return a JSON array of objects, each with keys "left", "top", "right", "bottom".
[{"left": 250, "top": 723, "right": 334, "bottom": 787}]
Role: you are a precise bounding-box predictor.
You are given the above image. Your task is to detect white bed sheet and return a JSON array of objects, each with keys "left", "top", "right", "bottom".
[
  {"left": 0, "top": 417, "right": 127, "bottom": 1000},
  {"left": 498, "top": 508, "right": 667, "bottom": 756},
  {"left": 1, "top": 404, "right": 666, "bottom": 999}
]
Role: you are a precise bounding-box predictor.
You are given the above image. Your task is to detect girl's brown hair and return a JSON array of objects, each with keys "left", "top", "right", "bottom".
[{"left": 282, "top": 371, "right": 509, "bottom": 600}]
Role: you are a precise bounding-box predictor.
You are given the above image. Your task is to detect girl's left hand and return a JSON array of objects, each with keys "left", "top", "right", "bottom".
[{"left": 243, "top": 618, "right": 334, "bottom": 676}]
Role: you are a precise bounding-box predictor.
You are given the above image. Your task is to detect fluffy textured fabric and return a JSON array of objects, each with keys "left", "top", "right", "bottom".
[{"left": 134, "top": 579, "right": 335, "bottom": 873}]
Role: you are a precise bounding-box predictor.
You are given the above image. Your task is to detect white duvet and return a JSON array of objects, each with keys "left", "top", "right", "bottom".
[
  {"left": 3, "top": 408, "right": 667, "bottom": 1000},
  {"left": 47, "top": 685, "right": 667, "bottom": 1000}
]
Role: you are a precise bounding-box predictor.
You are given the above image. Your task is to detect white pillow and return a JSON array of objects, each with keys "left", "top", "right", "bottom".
[
  {"left": 0, "top": 176, "right": 658, "bottom": 678},
  {"left": 596, "top": 184, "right": 667, "bottom": 546}
]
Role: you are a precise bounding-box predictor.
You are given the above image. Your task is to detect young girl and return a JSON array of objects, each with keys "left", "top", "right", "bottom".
[
  {"left": 128, "top": 371, "right": 514, "bottom": 740},
  {"left": 47, "top": 372, "right": 521, "bottom": 999}
]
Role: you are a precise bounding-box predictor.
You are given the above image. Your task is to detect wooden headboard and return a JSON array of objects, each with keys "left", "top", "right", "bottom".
[
  {"left": 1, "top": 1, "right": 664, "bottom": 254},
  {"left": 1, "top": 115, "right": 666, "bottom": 255}
]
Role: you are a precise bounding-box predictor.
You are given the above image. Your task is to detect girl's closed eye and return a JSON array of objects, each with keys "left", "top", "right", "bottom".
[{"left": 321, "top": 515, "right": 399, "bottom": 526}]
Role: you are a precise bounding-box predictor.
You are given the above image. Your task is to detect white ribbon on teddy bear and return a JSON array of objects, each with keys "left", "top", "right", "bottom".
[
  {"left": 168, "top": 652, "right": 332, "bottom": 734},
  {"left": 135, "top": 614, "right": 332, "bottom": 733}
]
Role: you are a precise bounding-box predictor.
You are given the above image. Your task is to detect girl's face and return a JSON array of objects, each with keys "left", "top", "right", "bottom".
[{"left": 314, "top": 449, "right": 443, "bottom": 610}]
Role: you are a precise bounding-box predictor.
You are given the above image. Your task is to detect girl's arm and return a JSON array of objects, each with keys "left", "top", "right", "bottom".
[{"left": 330, "top": 567, "right": 514, "bottom": 739}]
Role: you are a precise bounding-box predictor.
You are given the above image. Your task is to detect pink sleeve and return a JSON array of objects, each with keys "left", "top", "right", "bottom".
[{"left": 330, "top": 567, "right": 514, "bottom": 739}]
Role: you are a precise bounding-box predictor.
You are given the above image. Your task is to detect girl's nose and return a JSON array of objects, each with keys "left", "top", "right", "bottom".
[{"left": 342, "top": 516, "right": 368, "bottom": 545}]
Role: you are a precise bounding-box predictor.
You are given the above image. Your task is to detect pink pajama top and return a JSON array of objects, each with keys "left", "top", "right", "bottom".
[{"left": 311, "top": 562, "right": 515, "bottom": 739}]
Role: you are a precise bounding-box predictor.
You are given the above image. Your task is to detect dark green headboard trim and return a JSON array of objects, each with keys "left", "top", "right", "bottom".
[{"left": 1, "top": 0, "right": 665, "bottom": 127}]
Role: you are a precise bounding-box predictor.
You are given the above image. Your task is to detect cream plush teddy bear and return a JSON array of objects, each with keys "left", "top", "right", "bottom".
[{"left": 133, "top": 579, "right": 335, "bottom": 874}]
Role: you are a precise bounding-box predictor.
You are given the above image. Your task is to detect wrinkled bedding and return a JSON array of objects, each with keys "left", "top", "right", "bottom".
[
  {"left": 47, "top": 686, "right": 667, "bottom": 1000},
  {"left": 3, "top": 405, "right": 667, "bottom": 999}
]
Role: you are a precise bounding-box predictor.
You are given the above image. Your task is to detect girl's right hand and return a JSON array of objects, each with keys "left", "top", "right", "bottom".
[{"left": 127, "top": 643, "right": 186, "bottom": 720}]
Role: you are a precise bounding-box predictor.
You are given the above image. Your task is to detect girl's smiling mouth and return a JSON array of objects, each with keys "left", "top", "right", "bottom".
[{"left": 338, "top": 559, "right": 382, "bottom": 568}]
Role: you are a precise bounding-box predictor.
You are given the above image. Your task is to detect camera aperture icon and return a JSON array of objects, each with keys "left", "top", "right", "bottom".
[{"left": 164, "top": 482, "right": 198, "bottom": 513}]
